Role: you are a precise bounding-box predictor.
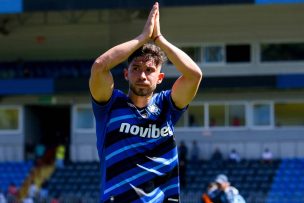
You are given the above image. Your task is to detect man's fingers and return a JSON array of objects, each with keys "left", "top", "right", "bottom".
[
  {"left": 152, "top": 5, "right": 161, "bottom": 38},
  {"left": 148, "top": 2, "right": 158, "bottom": 20},
  {"left": 142, "top": 2, "right": 159, "bottom": 40},
  {"left": 153, "top": 2, "right": 159, "bottom": 11}
]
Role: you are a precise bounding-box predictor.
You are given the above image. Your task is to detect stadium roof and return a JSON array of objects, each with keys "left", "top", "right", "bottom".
[{"left": 2, "top": 0, "right": 304, "bottom": 14}]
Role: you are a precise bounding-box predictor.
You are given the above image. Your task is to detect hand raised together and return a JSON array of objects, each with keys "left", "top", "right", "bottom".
[
  {"left": 141, "top": 2, "right": 159, "bottom": 41},
  {"left": 152, "top": 2, "right": 161, "bottom": 41}
]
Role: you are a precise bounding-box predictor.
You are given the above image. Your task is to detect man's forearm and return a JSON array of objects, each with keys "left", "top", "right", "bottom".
[
  {"left": 155, "top": 36, "right": 202, "bottom": 79},
  {"left": 94, "top": 34, "right": 148, "bottom": 72},
  {"left": 154, "top": 35, "right": 202, "bottom": 109}
]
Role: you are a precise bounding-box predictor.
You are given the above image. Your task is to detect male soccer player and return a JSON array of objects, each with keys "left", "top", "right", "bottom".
[{"left": 90, "top": 2, "right": 202, "bottom": 202}]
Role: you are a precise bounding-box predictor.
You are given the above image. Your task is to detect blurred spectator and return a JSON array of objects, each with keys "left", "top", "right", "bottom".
[
  {"left": 232, "top": 117, "right": 241, "bottom": 126},
  {"left": 25, "top": 140, "right": 35, "bottom": 161},
  {"left": 210, "top": 117, "right": 216, "bottom": 127},
  {"left": 178, "top": 140, "right": 188, "bottom": 188},
  {"left": 190, "top": 140, "right": 200, "bottom": 163},
  {"left": 189, "top": 114, "right": 197, "bottom": 126},
  {"left": 55, "top": 143, "right": 66, "bottom": 168},
  {"left": 44, "top": 146, "right": 56, "bottom": 165},
  {"left": 7, "top": 182, "right": 18, "bottom": 196},
  {"left": 204, "top": 174, "right": 246, "bottom": 203},
  {"left": 23, "top": 196, "right": 34, "bottom": 203},
  {"left": 0, "top": 189, "right": 6, "bottom": 203},
  {"left": 28, "top": 181, "right": 38, "bottom": 199},
  {"left": 201, "top": 183, "right": 217, "bottom": 203},
  {"left": 211, "top": 148, "right": 223, "bottom": 163},
  {"left": 7, "top": 182, "right": 18, "bottom": 202},
  {"left": 178, "top": 140, "right": 188, "bottom": 161},
  {"left": 228, "top": 149, "right": 241, "bottom": 163},
  {"left": 261, "top": 148, "right": 273, "bottom": 164},
  {"left": 39, "top": 181, "right": 49, "bottom": 203},
  {"left": 202, "top": 194, "right": 212, "bottom": 203},
  {"left": 35, "top": 143, "right": 46, "bottom": 166},
  {"left": 50, "top": 194, "right": 60, "bottom": 203}
]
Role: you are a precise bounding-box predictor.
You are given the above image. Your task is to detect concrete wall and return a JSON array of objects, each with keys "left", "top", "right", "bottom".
[
  {"left": 1, "top": 93, "right": 304, "bottom": 161},
  {"left": 67, "top": 89, "right": 304, "bottom": 161},
  {"left": 69, "top": 128, "right": 304, "bottom": 161},
  {"left": 0, "top": 134, "right": 24, "bottom": 161},
  {"left": 175, "top": 128, "right": 304, "bottom": 160}
]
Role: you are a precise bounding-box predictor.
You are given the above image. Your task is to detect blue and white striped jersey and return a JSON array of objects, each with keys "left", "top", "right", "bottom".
[{"left": 92, "top": 89, "right": 186, "bottom": 203}]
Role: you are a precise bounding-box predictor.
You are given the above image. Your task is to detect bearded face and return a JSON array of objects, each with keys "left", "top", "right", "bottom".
[
  {"left": 129, "top": 81, "right": 156, "bottom": 96},
  {"left": 125, "top": 56, "right": 164, "bottom": 97}
]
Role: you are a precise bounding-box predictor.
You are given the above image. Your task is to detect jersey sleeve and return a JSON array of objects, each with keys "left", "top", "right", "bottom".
[
  {"left": 91, "top": 89, "right": 122, "bottom": 150},
  {"left": 161, "top": 90, "right": 188, "bottom": 125},
  {"left": 91, "top": 90, "right": 118, "bottom": 121}
]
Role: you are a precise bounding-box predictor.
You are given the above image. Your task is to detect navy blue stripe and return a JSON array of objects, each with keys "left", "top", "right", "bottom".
[
  {"left": 105, "top": 138, "right": 159, "bottom": 168},
  {"left": 110, "top": 97, "right": 130, "bottom": 109},
  {"left": 106, "top": 136, "right": 176, "bottom": 180},
  {"left": 104, "top": 154, "right": 178, "bottom": 199},
  {"left": 105, "top": 149, "right": 178, "bottom": 190},
  {"left": 104, "top": 166, "right": 179, "bottom": 203}
]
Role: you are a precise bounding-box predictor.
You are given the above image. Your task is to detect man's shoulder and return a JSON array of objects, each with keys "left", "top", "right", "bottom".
[
  {"left": 113, "top": 89, "right": 127, "bottom": 97},
  {"left": 91, "top": 89, "right": 128, "bottom": 112},
  {"left": 106, "top": 89, "right": 128, "bottom": 104},
  {"left": 109, "top": 89, "right": 130, "bottom": 107},
  {"left": 152, "top": 90, "right": 171, "bottom": 100}
]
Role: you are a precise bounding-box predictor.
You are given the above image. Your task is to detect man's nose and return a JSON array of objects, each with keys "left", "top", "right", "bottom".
[{"left": 138, "top": 71, "right": 147, "bottom": 79}]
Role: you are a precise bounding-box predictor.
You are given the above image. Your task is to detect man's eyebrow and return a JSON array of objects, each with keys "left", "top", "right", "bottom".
[{"left": 147, "top": 66, "right": 156, "bottom": 70}]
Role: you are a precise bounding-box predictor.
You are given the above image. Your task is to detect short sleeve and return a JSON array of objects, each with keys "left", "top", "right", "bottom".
[
  {"left": 91, "top": 90, "right": 117, "bottom": 120},
  {"left": 161, "top": 90, "right": 188, "bottom": 125},
  {"left": 91, "top": 89, "right": 121, "bottom": 121},
  {"left": 91, "top": 89, "right": 125, "bottom": 151}
]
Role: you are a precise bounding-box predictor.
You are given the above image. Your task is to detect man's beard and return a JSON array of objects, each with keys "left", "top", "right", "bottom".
[{"left": 129, "top": 83, "right": 156, "bottom": 96}]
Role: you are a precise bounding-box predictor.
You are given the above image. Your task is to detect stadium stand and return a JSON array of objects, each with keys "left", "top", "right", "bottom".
[
  {"left": 0, "top": 161, "right": 33, "bottom": 192},
  {"left": 0, "top": 161, "right": 33, "bottom": 202},
  {"left": 182, "top": 159, "right": 280, "bottom": 203},
  {"left": 0, "top": 158, "right": 298, "bottom": 202},
  {"left": 42, "top": 159, "right": 283, "bottom": 203},
  {"left": 266, "top": 159, "right": 304, "bottom": 203},
  {"left": 47, "top": 161, "right": 100, "bottom": 201}
]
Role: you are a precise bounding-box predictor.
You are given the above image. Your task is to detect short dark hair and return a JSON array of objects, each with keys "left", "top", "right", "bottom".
[{"left": 128, "top": 43, "right": 167, "bottom": 67}]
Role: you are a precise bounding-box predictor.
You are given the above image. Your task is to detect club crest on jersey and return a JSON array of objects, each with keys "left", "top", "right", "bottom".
[{"left": 147, "top": 104, "right": 160, "bottom": 115}]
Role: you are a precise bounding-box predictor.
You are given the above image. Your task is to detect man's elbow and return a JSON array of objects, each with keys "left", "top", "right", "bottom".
[
  {"left": 193, "top": 67, "right": 203, "bottom": 82},
  {"left": 92, "top": 58, "right": 108, "bottom": 74}
]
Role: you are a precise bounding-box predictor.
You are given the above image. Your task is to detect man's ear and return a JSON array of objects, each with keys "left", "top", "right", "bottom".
[
  {"left": 123, "top": 68, "right": 128, "bottom": 81},
  {"left": 157, "top": 73, "right": 165, "bottom": 84}
]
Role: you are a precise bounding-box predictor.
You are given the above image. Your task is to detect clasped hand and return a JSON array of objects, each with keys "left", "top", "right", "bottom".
[{"left": 142, "top": 2, "right": 162, "bottom": 42}]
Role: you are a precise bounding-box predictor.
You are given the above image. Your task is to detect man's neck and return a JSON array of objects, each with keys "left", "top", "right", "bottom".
[{"left": 128, "top": 92, "right": 152, "bottom": 108}]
